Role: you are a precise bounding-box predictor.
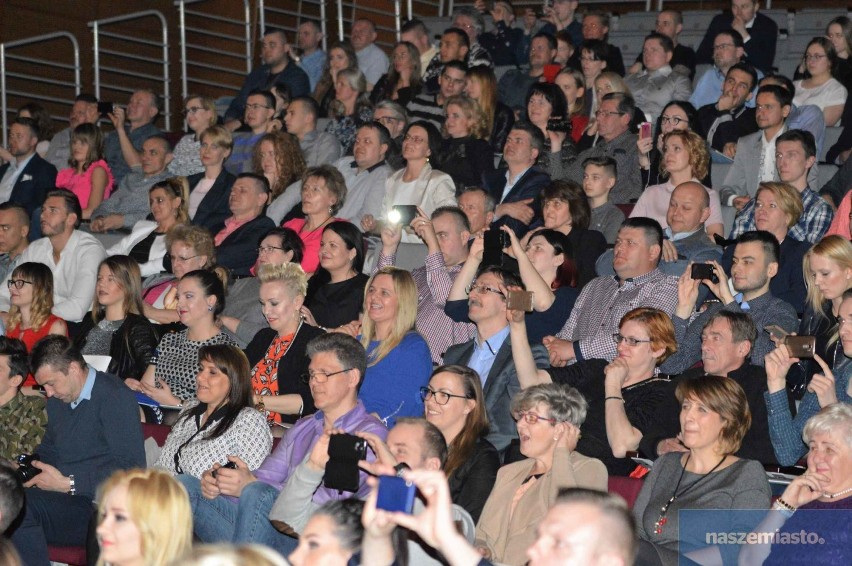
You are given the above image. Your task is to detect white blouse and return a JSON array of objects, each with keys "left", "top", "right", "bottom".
[{"left": 793, "top": 78, "right": 848, "bottom": 125}]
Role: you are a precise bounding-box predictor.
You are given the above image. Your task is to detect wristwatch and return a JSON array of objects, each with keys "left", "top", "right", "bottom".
[{"left": 69, "top": 474, "right": 76, "bottom": 496}]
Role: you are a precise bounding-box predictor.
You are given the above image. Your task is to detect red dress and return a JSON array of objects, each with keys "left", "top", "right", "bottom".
[{"left": 7, "top": 314, "right": 67, "bottom": 386}]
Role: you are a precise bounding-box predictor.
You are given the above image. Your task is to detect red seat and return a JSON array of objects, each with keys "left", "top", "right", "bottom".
[
  {"left": 142, "top": 422, "right": 171, "bottom": 446},
  {"left": 615, "top": 203, "right": 635, "bottom": 218},
  {"left": 48, "top": 545, "right": 87, "bottom": 565},
  {"left": 608, "top": 475, "right": 644, "bottom": 509}
]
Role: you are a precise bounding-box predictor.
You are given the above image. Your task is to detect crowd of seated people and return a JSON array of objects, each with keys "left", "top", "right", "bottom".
[{"left": 5, "top": 3, "right": 852, "bottom": 565}]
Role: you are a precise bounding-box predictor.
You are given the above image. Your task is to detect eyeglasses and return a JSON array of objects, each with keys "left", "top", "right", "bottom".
[
  {"left": 595, "top": 110, "right": 625, "bottom": 118},
  {"left": 183, "top": 106, "right": 205, "bottom": 116},
  {"left": 419, "top": 386, "right": 470, "bottom": 405},
  {"left": 170, "top": 254, "right": 200, "bottom": 263},
  {"left": 403, "top": 134, "right": 426, "bottom": 144},
  {"left": 466, "top": 284, "right": 506, "bottom": 298},
  {"left": 660, "top": 115, "right": 685, "bottom": 126},
  {"left": 301, "top": 368, "right": 353, "bottom": 383},
  {"left": 376, "top": 116, "right": 400, "bottom": 126},
  {"left": 246, "top": 103, "right": 272, "bottom": 111},
  {"left": 805, "top": 53, "right": 827, "bottom": 61},
  {"left": 7, "top": 279, "right": 32, "bottom": 290},
  {"left": 612, "top": 333, "right": 652, "bottom": 346},
  {"left": 512, "top": 410, "right": 558, "bottom": 425},
  {"left": 257, "top": 245, "right": 285, "bottom": 255}
]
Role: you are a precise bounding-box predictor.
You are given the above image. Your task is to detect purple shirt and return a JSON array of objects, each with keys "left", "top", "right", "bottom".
[{"left": 253, "top": 400, "right": 386, "bottom": 502}]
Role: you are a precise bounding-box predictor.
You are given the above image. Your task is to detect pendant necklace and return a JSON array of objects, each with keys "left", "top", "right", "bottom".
[{"left": 653, "top": 453, "right": 728, "bottom": 535}]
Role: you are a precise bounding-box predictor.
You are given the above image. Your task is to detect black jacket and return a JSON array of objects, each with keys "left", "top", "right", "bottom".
[
  {"left": 696, "top": 12, "right": 778, "bottom": 74},
  {"left": 0, "top": 153, "right": 57, "bottom": 218},
  {"left": 216, "top": 215, "right": 276, "bottom": 277},
  {"left": 490, "top": 102, "right": 515, "bottom": 154},
  {"left": 447, "top": 436, "right": 500, "bottom": 524},
  {"left": 244, "top": 323, "right": 326, "bottom": 423},
  {"left": 437, "top": 136, "right": 495, "bottom": 193},
  {"left": 187, "top": 169, "right": 236, "bottom": 234},
  {"left": 73, "top": 313, "right": 159, "bottom": 381},
  {"left": 483, "top": 166, "right": 550, "bottom": 237}
]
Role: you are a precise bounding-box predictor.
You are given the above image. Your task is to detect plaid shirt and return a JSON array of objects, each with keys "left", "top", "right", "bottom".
[
  {"left": 555, "top": 269, "right": 679, "bottom": 361},
  {"left": 377, "top": 251, "right": 475, "bottom": 364},
  {"left": 0, "top": 391, "right": 47, "bottom": 462},
  {"left": 730, "top": 186, "right": 834, "bottom": 243}
]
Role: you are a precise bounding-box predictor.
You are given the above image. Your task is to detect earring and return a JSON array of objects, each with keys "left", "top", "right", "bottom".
[
  {"left": 208, "top": 305, "right": 214, "bottom": 312},
  {"left": 329, "top": 206, "right": 334, "bottom": 216}
]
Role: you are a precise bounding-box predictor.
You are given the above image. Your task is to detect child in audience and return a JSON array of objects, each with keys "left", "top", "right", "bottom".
[{"left": 581, "top": 156, "right": 623, "bottom": 244}]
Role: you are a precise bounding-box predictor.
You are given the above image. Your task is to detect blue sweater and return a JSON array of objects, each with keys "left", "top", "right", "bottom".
[
  {"left": 38, "top": 370, "right": 146, "bottom": 499},
  {"left": 359, "top": 332, "right": 432, "bottom": 427}
]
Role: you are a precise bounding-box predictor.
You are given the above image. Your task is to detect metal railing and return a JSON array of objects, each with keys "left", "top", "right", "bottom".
[
  {"left": 336, "top": 1, "right": 403, "bottom": 47},
  {"left": 0, "top": 32, "right": 81, "bottom": 146},
  {"left": 176, "top": 0, "right": 253, "bottom": 102},
  {"left": 89, "top": 10, "right": 172, "bottom": 131},
  {"left": 259, "top": 0, "right": 329, "bottom": 52}
]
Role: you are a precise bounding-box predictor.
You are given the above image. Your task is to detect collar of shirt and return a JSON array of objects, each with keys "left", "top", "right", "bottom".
[
  {"left": 309, "top": 399, "right": 370, "bottom": 430},
  {"left": 647, "top": 65, "right": 673, "bottom": 78},
  {"left": 350, "top": 159, "right": 386, "bottom": 173},
  {"left": 614, "top": 268, "right": 660, "bottom": 287},
  {"left": 664, "top": 226, "right": 703, "bottom": 242},
  {"left": 733, "top": 292, "right": 751, "bottom": 311},
  {"left": 12, "top": 153, "right": 37, "bottom": 175},
  {"left": 70, "top": 366, "right": 97, "bottom": 409},
  {"left": 501, "top": 166, "right": 531, "bottom": 202},
  {"left": 745, "top": 16, "right": 756, "bottom": 29},
  {"left": 475, "top": 324, "right": 510, "bottom": 355}
]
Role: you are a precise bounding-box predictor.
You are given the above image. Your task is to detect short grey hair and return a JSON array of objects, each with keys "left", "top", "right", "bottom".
[
  {"left": 453, "top": 6, "right": 485, "bottom": 34},
  {"left": 803, "top": 403, "right": 852, "bottom": 449},
  {"left": 511, "top": 383, "right": 587, "bottom": 427},
  {"left": 374, "top": 100, "right": 409, "bottom": 127}
]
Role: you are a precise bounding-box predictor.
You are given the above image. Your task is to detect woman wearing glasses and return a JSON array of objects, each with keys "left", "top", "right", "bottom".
[
  {"left": 512, "top": 307, "right": 678, "bottom": 476},
  {"left": 636, "top": 100, "right": 710, "bottom": 188},
  {"left": 245, "top": 262, "right": 325, "bottom": 428},
  {"left": 422, "top": 365, "right": 500, "bottom": 523},
  {"left": 154, "top": 344, "right": 271, "bottom": 478},
  {"left": 169, "top": 95, "right": 218, "bottom": 177},
  {"left": 5, "top": 262, "right": 66, "bottom": 386},
  {"left": 793, "top": 37, "right": 848, "bottom": 127},
  {"left": 474, "top": 383, "right": 606, "bottom": 566}
]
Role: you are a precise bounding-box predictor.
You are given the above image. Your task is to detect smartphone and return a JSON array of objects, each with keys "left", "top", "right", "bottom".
[
  {"left": 389, "top": 205, "right": 418, "bottom": 227},
  {"left": 97, "top": 101, "right": 115, "bottom": 116},
  {"left": 375, "top": 475, "right": 417, "bottom": 514},
  {"left": 482, "top": 229, "right": 509, "bottom": 267},
  {"left": 324, "top": 433, "right": 368, "bottom": 493},
  {"left": 506, "top": 289, "right": 534, "bottom": 312},
  {"left": 212, "top": 460, "right": 238, "bottom": 478},
  {"left": 764, "top": 324, "right": 789, "bottom": 342},
  {"left": 690, "top": 263, "right": 719, "bottom": 283},
  {"left": 786, "top": 336, "right": 816, "bottom": 359},
  {"left": 639, "top": 121, "right": 652, "bottom": 140},
  {"left": 542, "top": 63, "right": 561, "bottom": 83}
]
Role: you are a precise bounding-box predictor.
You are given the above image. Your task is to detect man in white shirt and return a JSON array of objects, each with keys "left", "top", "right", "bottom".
[
  {"left": 0, "top": 189, "right": 105, "bottom": 322},
  {"left": 351, "top": 18, "right": 389, "bottom": 90}
]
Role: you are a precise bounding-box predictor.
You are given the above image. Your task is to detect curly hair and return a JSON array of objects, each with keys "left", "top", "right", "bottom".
[
  {"left": 251, "top": 131, "right": 306, "bottom": 199},
  {"left": 442, "top": 95, "right": 489, "bottom": 140},
  {"left": 659, "top": 130, "right": 709, "bottom": 181}
]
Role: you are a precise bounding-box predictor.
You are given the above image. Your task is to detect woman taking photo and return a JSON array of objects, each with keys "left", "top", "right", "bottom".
[
  {"left": 302, "top": 221, "right": 369, "bottom": 330},
  {"left": 73, "top": 256, "right": 158, "bottom": 382},
  {"left": 465, "top": 66, "right": 514, "bottom": 153},
  {"left": 437, "top": 95, "right": 494, "bottom": 191},
  {"left": 313, "top": 41, "right": 359, "bottom": 117},
  {"left": 475, "top": 383, "right": 607, "bottom": 566},
  {"left": 631, "top": 130, "right": 724, "bottom": 239},
  {"left": 370, "top": 41, "right": 422, "bottom": 107},
  {"left": 55, "top": 123, "right": 115, "bottom": 219},
  {"left": 422, "top": 364, "right": 500, "bottom": 523},
  {"left": 355, "top": 266, "right": 432, "bottom": 427},
  {"left": 631, "top": 377, "right": 771, "bottom": 566},
  {"left": 637, "top": 100, "right": 709, "bottom": 187},
  {"left": 169, "top": 95, "right": 218, "bottom": 177},
  {"left": 512, "top": 307, "right": 677, "bottom": 476},
  {"left": 525, "top": 83, "right": 577, "bottom": 180},
  {"left": 155, "top": 344, "right": 272, "bottom": 477},
  {"left": 96, "top": 469, "right": 193, "bottom": 566},
  {"left": 187, "top": 125, "right": 235, "bottom": 234},
  {"left": 555, "top": 67, "right": 588, "bottom": 144},
  {"left": 107, "top": 177, "right": 190, "bottom": 277},
  {"left": 245, "top": 262, "right": 325, "bottom": 426},
  {"left": 252, "top": 130, "right": 306, "bottom": 202},
  {"left": 325, "top": 69, "right": 373, "bottom": 155},
  {"left": 794, "top": 37, "right": 848, "bottom": 126},
  {"left": 130, "top": 270, "right": 239, "bottom": 407},
  {"left": 283, "top": 165, "right": 348, "bottom": 275}
]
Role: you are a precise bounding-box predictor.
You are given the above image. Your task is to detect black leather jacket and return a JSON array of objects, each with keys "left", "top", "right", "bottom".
[{"left": 73, "top": 313, "right": 159, "bottom": 381}]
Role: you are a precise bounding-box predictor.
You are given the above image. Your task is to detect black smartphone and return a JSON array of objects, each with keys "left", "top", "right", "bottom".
[
  {"left": 482, "top": 228, "right": 509, "bottom": 267},
  {"left": 323, "top": 433, "right": 368, "bottom": 493},
  {"left": 97, "top": 101, "right": 115, "bottom": 116},
  {"left": 390, "top": 205, "right": 418, "bottom": 227},
  {"left": 375, "top": 475, "right": 417, "bottom": 514},
  {"left": 690, "top": 263, "right": 719, "bottom": 283}
]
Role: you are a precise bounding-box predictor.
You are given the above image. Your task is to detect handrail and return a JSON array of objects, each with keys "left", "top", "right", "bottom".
[
  {"left": 89, "top": 10, "right": 171, "bottom": 131},
  {"left": 176, "top": 0, "right": 252, "bottom": 103},
  {"left": 1, "top": 31, "right": 81, "bottom": 146},
  {"left": 335, "top": 1, "right": 403, "bottom": 48},
  {"left": 259, "top": 0, "right": 330, "bottom": 53}
]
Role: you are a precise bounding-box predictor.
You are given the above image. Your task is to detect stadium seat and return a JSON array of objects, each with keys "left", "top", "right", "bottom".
[{"left": 608, "top": 475, "right": 644, "bottom": 509}]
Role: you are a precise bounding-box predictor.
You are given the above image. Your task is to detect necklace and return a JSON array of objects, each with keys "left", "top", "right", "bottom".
[
  {"left": 822, "top": 486, "right": 852, "bottom": 499},
  {"left": 301, "top": 216, "right": 332, "bottom": 236},
  {"left": 653, "top": 453, "right": 728, "bottom": 535}
]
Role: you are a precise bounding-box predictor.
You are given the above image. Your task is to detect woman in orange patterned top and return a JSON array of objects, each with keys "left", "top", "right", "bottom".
[
  {"left": 244, "top": 262, "right": 325, "bottom": 428},
  {"left": 5, "top": 262, "right": 67, "bottom": 386}
]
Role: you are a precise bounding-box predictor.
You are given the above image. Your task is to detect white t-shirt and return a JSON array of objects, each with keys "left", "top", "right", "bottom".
[{"left": 793, "top": 78, "right": 848, "bottom": 125}]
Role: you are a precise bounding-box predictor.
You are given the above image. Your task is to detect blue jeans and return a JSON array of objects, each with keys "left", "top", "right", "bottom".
[
  {"left": 177, "top": 474, "right": 298, "bottom": 554},
  {"left": 10, "top": 488, "right": 94, "bottom": 566}
]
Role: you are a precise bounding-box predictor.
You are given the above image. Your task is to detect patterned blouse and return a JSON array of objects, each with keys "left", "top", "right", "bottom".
[
  {"left": 251, "top": 332, "right": 295, "bottom": 424},
  {"left": 152, "top": 330, "right": 239, "bottom": 401}
]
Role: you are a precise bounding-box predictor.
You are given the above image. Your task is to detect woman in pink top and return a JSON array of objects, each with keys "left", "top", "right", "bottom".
[{"left": 55, "top": 123, "right": 115, "bottom": 219}]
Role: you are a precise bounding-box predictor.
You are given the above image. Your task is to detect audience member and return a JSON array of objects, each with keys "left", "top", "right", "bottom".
[
  {"left": 793, "top": 37, "right": 847, "bottom": 126},
  {"left": 820, "top": 16, "right": 852, "bottom": 84},
  {"left": 537, "top": 0, "right": 582, "bottom": 49},
  {"left": 582, "top": 156, "right": 624, "bottom": 244},
  {"left": 0, "top": 117, "right": 58, "bottom": 219},
  {"left": 0, "top": 336, "right": 46, "bottom": 462},
  {"left": 9, "top": 335, "right": 145, "bottom": 564},
  {"left": 759, "top": 73, "right": 826, "bottom": 158},
  {"left": 325, "top": 69, "right": 374, "bottom": 155},
  {"left": 287, "top": 499, "right": 366, "bottom": 566},
  {"left": 566, "top": 12, "right": 625, "bottom": 76},
  {"left": 334, "top": 122, "right": 393, "bottom": 226},
  {"left": 578, "top": 40, "right": 610, "bottom": 118},
  {"left": 639, "top": 100, "right": 709, "bottom": 188},
  {"left": 0, "top": 203, "right": 29, "bottom": 283},
  {"left": 372, "top": 100, "right": 409, "bottom": 147},
  {"left": 452, "top": 6, "right": 494, "bottom": 70},
  {"left": 285, "top": 96, "right": 343, "bottom": 167},
  {"left": 90, "top": 134, "right": 173, "bottom": 231},
  {"left": 697, "top": 61, "right": 759, "bottom": 153},
  {"left": 253, "top": 131, "right": 306, "bottom": 220},
  {"left": 438, "top": 95, "right": 495, "bottom": 191},
  {"left": 295, "top": 21, "right": 326, "bottom": 92},
  {"left": 169, "top": 95, "right": 218, "bottom": 177},
  {"left": 55, "top": 123, "right": 114, "bottom": 220},
  {"left": 465, "top": 66, "right": 514, "bottom": 152},
  {"left": 629, "top": 10, "right": 697, "bottom": 80},
  {"left": 369, "top": 41, "right": 422, "bottom": 108},
  {"left": 498, "top": 32, "right": 556, "bottom": 113},
  {"left": 400, "top": 19, "right": 439, "bottom": 78},
  {"left": 0, "top": 190, "right": 106, "bottom": 323},
  {"left": 407, "top": 61, "right": 468, "bottom": 130},
  {"left": 225, "top": 28, "right": 310, "bottom": 130},
  {"left": 312, "top": 41, "right": 359, "bottom": 117},
  {"left": 351, "top": 19, "right": 390, "bottom": 90},
  {"left": 44, "top": 94, "right": 98, "bottom": 171},
  {"left": 458, "top": 185, "right": 496, "bottom": 236},
  {"left": 696, "top": 0, "right": 778, "bottom": 73},
  {"left": 4, "top": 263, "right": 67, "bottom": 366},
  {"left": 691, "top": 30, "right": 760, "bottom": 110},
  {"left": 227, "top": 90, "right": 276, "bottom": 175},
  {"left": 103, "top": 89, "right": 162, "bottom": 185},
  {"left": 625, "top": 33, "right": 692, "bottom": 122},
  {"left": 422, "top": 28, "right": 470, "bottom": 96},
  {"left": 477, "top": 0, "right": 524, "bottom": 66},
  {"left": 213, "top": 173, "right": 275, "bottom": 278},
  {"left": 555, "top": 68, "right": 589, "bottom": 144},
  {"left": 525, "top": 83, "right": 578, "bottom": 181}
]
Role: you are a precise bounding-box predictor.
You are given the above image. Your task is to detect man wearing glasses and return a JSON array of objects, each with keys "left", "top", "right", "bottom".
[
  {"left": 444, "top": 267, "right": 549, "bottom": 459},
  {"left": 407, "top": 61, "right": 468, "bottom": 130},
  {"left": 691, "top": 29, "right": 762, "bottom": 111},
  {"left": 226, "top": 90, "right": 276, "bottom": 175},
  {"left": 695, "top": 0, "right": 778, "bottom": 74},
  {"left": 179, "top": 332, "right": 386, "bottom": 553}
]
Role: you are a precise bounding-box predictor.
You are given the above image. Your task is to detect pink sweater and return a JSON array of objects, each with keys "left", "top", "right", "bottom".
[{"left": 56, "top": 159, "right": 115, "bottom": 209}]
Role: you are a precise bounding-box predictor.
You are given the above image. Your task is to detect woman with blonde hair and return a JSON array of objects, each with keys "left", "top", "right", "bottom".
[
  {"left": 437, "top": 95, "right": 494, "bottom": 190},
  {"left": 555, "top": 67, "right": 588, "bottom": 144},
  {"left": 350, "top": 266, "right": 431, "bottom": 427},
  {"left": 252, "top": 130, "right": 306, "bottom": 201},
  {"left": 464, "top": 66, "right": 514, "bottom": 152},
  {"left": 313, "top": 41, "right": 359, "bottom": 117},
  {"left": 326, "top": 68, "right": 374, "bottom": 155},
  {"left": 170, "top": 95, "right": 218, "bottom": 176},
  {"left": 96, "top": 468, "right": 193, "bottom": 566},
  {"left": 107, "top": 177, "right": 190, "bottom": 277},
  {"left": 55, "top": 123, "right": 115, "bottom": 219},
  {"left": 188, "top": 125, "right": 235, "bottom": 234},
  {"left": 370, "top": 41, "right": 422, "bottom": 107},
  {"left": 73, "top": 256, "right": 158, "bottom": 381}
]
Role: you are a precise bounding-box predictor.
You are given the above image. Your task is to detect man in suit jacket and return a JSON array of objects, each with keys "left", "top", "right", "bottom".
[
  {"left": 695, "top": 0, "right": 778, "bottom": 74},
  {"left": 214, "top": 173, "right": 275, "bottom": 278},
  {"left": 443, "top": 266, "right": 549, "bottom": 457},
  {"left": 0, "top": 117, "right": 57, "bottom": 218},
  {"left": 483, "top": 123, "right": 550, "bottom": 238}
]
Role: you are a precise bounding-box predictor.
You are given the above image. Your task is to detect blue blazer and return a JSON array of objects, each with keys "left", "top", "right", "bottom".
[
  {"left": 188, "top": 169, "right": 236, "bottom": 235},
  {"left": 483, "top": 166, "right": 550, "bottom": 237},
  {"left": 0, "top": 154, "right": 57, "bottom": 217}
]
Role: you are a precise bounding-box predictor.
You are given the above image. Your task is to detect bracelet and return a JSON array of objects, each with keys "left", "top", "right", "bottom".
[
  {"left": 775, "top": 497, "right": 796, "bottom": 511},
  {"left": 69, "top": 474, "right": 76, "bottom": 496},
  {"left": 605, "top": 396, "right": 625, "bottom": 402}
]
